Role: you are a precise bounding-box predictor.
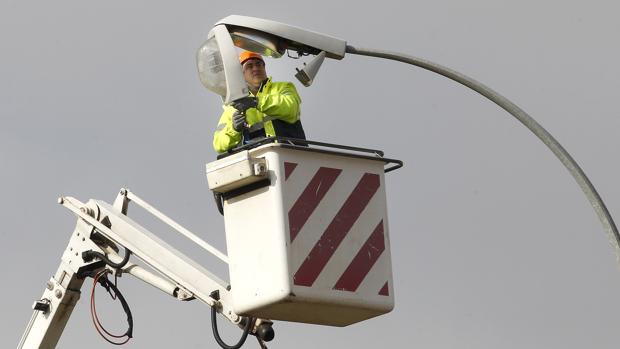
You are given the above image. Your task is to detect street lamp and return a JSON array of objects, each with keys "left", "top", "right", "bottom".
[{"left": 196, "top": 15, "right": 619, "bottom": 257}]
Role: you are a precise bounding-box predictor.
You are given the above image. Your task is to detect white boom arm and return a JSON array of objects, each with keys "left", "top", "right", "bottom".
[{"left": 19, "top": 189, "right": 264, "bottom": 348}]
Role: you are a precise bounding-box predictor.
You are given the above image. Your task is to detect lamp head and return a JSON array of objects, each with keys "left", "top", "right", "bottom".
[{"left": 197, "top": 15, "right": 347, "bottom": 101}]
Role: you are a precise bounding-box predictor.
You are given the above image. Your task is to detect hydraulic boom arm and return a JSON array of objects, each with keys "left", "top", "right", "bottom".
[{"left": 19, "top": 189, "right": 272, "bottom": 349}]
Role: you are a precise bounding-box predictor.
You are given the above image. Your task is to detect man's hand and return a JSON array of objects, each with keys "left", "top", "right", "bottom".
[
  {"left": 232, "top": 110, "right": 247, "bottom": 132},
  {"left": 231, "top": 96, "right": 258, "bottom": 113}
]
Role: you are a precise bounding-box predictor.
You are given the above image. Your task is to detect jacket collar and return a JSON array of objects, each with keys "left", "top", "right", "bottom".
[
  {"left": 258, "top": 77, "right": 271, "bottom": 93},
  {"left": 250, "top": 76, "right": 271, "bottom": 97},
  {"left": 250, "top": 77, "right": 271, "bottom": 96}
]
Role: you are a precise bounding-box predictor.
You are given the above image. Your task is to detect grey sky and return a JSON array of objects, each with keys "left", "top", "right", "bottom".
[{"left": 2, "top": 1, "right": 620, "bottom": 348}]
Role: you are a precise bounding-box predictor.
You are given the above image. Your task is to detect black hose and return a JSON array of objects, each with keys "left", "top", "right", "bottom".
[
  {"left": 213, "top": 192, "right": 224, "bottom": 216},
  {"left": 211, "top": 305, "right": 253, "bottom": 349},
  {"left": 93, "top": 271, "right": 134, "bottom": 341},
  {"left": 83, "top": 247, "right": 132, "bottom": 269}
]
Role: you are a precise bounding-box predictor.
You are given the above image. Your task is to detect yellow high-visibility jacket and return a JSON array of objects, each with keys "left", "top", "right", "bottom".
[{"left": 212, "top": 77, "right": 303, "bottom": 153}]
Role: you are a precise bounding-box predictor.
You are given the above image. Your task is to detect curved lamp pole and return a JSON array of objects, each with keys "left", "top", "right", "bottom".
[
  {"left": 198, "top": 15, "right": 620, "bottom": 258},
  {"left": 345, "top": 45, "right": 620, "bottom": 257}
]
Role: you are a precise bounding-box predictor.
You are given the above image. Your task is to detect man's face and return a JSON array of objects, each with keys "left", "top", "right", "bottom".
[{"left": 242, "top": 58, "right": 267, "bottom": 91}]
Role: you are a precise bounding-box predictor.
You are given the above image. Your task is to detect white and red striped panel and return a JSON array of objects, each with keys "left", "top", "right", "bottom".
[{"left": 283, "top": 161, "right": 392, "bottom": 298}]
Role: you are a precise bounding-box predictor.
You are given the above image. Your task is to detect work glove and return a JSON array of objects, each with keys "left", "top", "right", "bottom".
[
  {"left": 232, "top": 110, "right": 247, "bottom": 132},
  {"left": 231, "top": 96, "right": 258, "bottom": 113}
]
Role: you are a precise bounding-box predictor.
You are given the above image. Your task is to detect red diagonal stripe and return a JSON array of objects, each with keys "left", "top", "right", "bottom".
[
  {"left": 294, "top": 173, "right": 380, "bottom": 287},
  {"left": 288, "top": 167, "right": 342, "bottom": 242},
  {"left": 284, "top": 162, "right": 298, "bottom": 181},
  {"left": 333, "top": 220, "right": 385, "bottom": 292},
  {"left": 378, "top": 281, "right": 389, "bottom": 296}
]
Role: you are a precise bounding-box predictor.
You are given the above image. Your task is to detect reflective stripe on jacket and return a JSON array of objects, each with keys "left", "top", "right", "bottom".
[{"left": 212, "top": 77, "right": 302, "bottom": 153}]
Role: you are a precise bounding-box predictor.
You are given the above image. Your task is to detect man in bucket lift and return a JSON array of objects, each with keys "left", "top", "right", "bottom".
[{"left": 212, "top": 51, "right": 306, "bottom": 153}]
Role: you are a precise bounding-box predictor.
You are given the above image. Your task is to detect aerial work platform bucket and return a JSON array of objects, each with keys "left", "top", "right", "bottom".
[{"left": 206, "top": 138, "right": 402, "bottom": 326}]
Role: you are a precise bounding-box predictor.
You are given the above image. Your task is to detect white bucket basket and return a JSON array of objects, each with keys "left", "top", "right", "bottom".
[{"left": 206, "top": 140, "right": 402, "bottom": 326}]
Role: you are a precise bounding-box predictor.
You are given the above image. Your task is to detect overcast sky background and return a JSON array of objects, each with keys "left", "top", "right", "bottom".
[{"left": 2, "top": 1, "right": 620, "bottom": 348}]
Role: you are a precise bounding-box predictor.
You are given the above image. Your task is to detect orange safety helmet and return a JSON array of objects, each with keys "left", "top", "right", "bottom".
[{"left": 239, "top": 51, "right": 264, "bottom": 65}]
